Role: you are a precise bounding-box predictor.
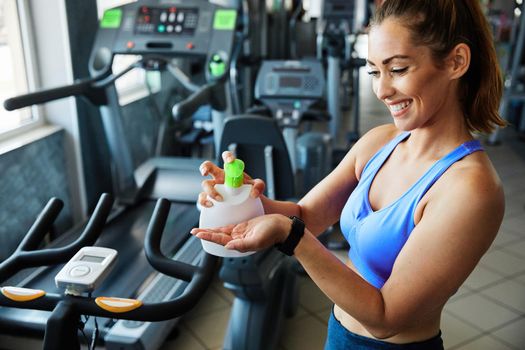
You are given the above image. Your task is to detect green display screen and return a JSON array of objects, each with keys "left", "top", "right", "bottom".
[
  {"left": 213, "top": 10, "right": 237, "bottom": 30},
  {"left": 101, "top": 9, "right": 122, "bottom": 29}
]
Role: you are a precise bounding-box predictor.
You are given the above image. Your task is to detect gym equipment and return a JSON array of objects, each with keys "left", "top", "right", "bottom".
[
  {"left": 216, "top": 116, "right": 300, "bottom": 350},
  {"left": 0, "top": 194, "right": 217, "bottom": 350},
  {"left": 1, "top": 1, "right": 239, "bottom": 348},
  {"left": 172, "top": 84, "right": 302, "bottom": 350},
  {"left": 489, "top": 1, "right": 525, "bottom": 144},
  {"left": 218, "top": 115, "right": 296, "bottom": 201},
  {"left": 254, "top": 59, "right": 332, "bottom": 196},
  {"left": 317, "top": 0, "right": 367, "bottom": 148}
]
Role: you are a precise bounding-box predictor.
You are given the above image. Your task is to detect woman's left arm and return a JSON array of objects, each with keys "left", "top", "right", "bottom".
[{"left": 294, "top": 165, "right": 504, "bottom": 338}]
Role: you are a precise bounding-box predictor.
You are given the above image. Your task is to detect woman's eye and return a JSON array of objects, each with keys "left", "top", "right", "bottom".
[
  {"left": 367, "top": 70, "right": 379, "bottom": 77},
  {"left": 391, "top": 67, "right": 408, "bottom": 74}
]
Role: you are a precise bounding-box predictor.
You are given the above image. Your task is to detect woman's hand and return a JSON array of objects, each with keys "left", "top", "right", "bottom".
[
  {"left": 198, "top": 151, "right": 266, "bottom": 208},
  {"left": 191, "top": 214, "right": 290, "bottom": 252}
]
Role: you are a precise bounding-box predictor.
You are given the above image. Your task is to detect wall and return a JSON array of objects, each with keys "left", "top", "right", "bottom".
[{"left": 0, "top": 129, "right": 72, "bottom": 260}]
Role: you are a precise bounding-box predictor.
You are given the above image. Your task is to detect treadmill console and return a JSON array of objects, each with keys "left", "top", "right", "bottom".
[
  {"left": 255, "top": 60, "right": 325, "bottom": 127},
  {"left": 90, "top": 0, "right": 238, "bottom": 81},
  {"left": 256, "top": 60, "right": 324, "bottom": 100},
  {"left": 134, "top": 6, "right": 199, "bottom": 36}
]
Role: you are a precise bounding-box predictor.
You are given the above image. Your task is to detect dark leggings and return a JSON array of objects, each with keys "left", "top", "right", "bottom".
[{"left": 324, "top": 310, "right": 444, "bottom": 350}]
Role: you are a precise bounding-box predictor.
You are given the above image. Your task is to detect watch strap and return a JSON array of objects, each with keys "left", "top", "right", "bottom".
[{"left": 275, "top": 216, "right": 305, "bottom": 256}]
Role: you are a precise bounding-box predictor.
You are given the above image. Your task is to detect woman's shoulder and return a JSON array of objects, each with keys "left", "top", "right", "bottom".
[
  {"left": 433, "top": 148, "right": 504, "bottom": 214},
  {"left": 351, "top": 124, "right": 403, "bottom": 179}
]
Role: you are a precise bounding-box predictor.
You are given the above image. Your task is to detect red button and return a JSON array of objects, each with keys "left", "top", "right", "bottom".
[
  {"left": 127, "top": 41, "right": 135, "bottom": 49},
  {"left": 186, "top": 42, "right": 194, "bottom": 50}
]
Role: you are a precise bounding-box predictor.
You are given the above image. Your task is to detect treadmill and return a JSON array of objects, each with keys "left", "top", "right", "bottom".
[{"left": 0, "top": 1, "right": 239, "bottom": 349}]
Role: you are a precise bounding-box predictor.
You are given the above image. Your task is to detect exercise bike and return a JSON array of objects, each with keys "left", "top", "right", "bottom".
[{"left": 0, "top": 193, "right": 217, "bottom": 350}]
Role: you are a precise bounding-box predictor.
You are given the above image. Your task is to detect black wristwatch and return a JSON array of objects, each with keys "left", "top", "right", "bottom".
[{"left": 275, "top": 216, "right": 305, "bottom": 256}]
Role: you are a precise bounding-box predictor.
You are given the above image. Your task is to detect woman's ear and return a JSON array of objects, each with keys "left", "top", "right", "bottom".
[{"left": 447, "top": 43, "right": 471, "bottom": 80}]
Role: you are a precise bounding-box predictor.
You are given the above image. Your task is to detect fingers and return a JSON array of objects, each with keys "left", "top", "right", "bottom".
[
  {"left": 225, "top": 239, "right": 249, "bottom": 252},
  {"left": 198, "top": 192, "right": 213, "bottom": 208},
  {"left": 199, "top": 161, "right": 224, "bottom": 181},
  {"left": 193, "top": 230, "right": 234, "bottom": 246},
  {"left": 222, "top": 151, "right": 235, "bottom": 164},
  {"left": 191, "top": 225, "right": 236, "bottom": 246},
  {"left": 202, "top": 179, "right": 223, "bottom": 201},
  {"left": 249, "top": 178, "right": 265, "bottom": 198}
]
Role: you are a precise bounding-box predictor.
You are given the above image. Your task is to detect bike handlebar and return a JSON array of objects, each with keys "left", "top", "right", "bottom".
[
  {"left": 0, "top": 194, "right": 113, "bottom": 282},
  {"left": 0, "top": 196, "right": 217, "bottom": 323}
]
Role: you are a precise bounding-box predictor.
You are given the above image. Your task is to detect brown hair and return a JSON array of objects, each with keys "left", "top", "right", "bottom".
[{"left": 372, "top": 0, "right": 506, "bottom": 133}]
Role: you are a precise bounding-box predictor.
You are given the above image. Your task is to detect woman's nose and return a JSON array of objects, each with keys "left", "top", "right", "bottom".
[{"left": 374, "top": 75, "right": 395, "bottom": 100}]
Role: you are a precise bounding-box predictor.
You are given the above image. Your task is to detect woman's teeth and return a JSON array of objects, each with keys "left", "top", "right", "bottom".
[{"left": 390, "top": 101, "right": 411, "bottom": 112}]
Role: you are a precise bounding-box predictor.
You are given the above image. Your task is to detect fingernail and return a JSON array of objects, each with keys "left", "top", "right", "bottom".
[
  {"left": 215, "top": 195, "right": 223, "bottom": 201},
  {"left": 226, "top": 156, "right": 234, "bottom": 163},
  {"left": 204, "top": 201, "right": 213, "bottom": 208},
  {"left": 200, "top": 167, "right": 206, "bottom": 176},
  {"left": 190, "top": 228, "right": 197, "bottom": 234},
  {"left": 250, "top": 190, "right": 259, "bottom": 198}
]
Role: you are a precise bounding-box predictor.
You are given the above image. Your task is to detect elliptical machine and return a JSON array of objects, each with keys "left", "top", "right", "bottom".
[
  {"left": 252, "top": 59, "right": 333, "bottom": 196},
  {"left": 316, "top": 0, "right": 367, "bottom": 151}
]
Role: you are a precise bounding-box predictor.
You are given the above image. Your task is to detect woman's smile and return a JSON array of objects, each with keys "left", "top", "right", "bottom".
[{"left": 387, "top": 99, "right": 413, "bottom": 117}]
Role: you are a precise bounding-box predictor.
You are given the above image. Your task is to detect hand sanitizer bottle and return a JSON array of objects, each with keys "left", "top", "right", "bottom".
[{"left": 198, "top": 159, "right": 264, "bottom": 257}]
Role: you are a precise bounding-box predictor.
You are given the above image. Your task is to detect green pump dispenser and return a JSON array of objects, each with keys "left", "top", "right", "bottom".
[
  {"left": 198, "top": 158, "right": 264, "bottom": 257},
  {"left": 224, "top": 159, "right": 244, "bottom": 188}
]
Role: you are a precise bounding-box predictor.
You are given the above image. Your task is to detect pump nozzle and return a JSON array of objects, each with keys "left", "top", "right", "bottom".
[{"left": 224, "top": 159, "right": 244, "bottom": 188}]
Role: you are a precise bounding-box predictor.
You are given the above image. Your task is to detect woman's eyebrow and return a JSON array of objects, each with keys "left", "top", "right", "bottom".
[{"left": 367, "top": 55, "right": 411, "bottom": 66}]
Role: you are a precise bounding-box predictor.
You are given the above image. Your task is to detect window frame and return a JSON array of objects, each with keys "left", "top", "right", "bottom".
[{"left": 0, "top": 0, "right": 44, "bottom": 142}]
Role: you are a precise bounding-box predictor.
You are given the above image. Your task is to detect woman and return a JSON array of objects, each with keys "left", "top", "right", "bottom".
[{"left": 191, "top": 0, "right": 506, "bottom": 348}]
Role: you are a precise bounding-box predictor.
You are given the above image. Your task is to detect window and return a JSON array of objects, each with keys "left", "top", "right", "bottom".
[{"left": 0, "top": 0, "right": 37, "bottom": 136}]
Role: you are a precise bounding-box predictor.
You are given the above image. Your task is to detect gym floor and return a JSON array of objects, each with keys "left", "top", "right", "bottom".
[{"left": 160, "top": 63, "right": 525, "bottom": 350}]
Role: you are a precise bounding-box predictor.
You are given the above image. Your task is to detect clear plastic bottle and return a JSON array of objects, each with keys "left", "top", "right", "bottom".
[{"left": 198, "top": 159, "right": 264, "bottom": 257}]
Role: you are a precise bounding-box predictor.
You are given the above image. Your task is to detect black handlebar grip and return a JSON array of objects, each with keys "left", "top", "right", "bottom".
[
  {"left": 0, "top": 198, "right": 63, "bottom": 282},
  {"left": 303, "top": 109, "right": 331, "bottom": 122},
  {"left": 172, "top": 84, "right": 214, "bottom": 121},
  {"left": 144, "top": 198, "right": 198, "bottom": 282},
  {"left": 17, "top": 198, "right": 64, "bottom": 252},
  {"left": 0, "top": 193, "right": 114, "bottom": 282},
  {"left": 30, "top": 193, "right": 114, "bottom": 264},
  {"left": 3, "top": 80, "right": 91, "bottom": 111}
]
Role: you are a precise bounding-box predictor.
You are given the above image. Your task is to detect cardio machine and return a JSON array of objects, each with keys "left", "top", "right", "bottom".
[
  {"left": 1, "top": 0, "right": 239, "bottom": 348},
  {"left": 0, "top": 194, "right": 217, "bottom": 350},
  {"left": 252, "top": 59, "right": 333, "bottom": 196},
  {"left": 317, "top": 0, "right": 367, "bottom": 149}
]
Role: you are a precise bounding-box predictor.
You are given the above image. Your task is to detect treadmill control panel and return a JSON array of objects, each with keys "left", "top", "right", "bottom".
[
  {"left": 255, "top": 60, "right": 326, "bottom": 127},
  {"left": 135, "top": 6, "right": 199, "bottom": 35},
  {"left": 90, "top": 0, "right": 238, "bottom": 82},
  {"left": 256, "top": 60, "right": 325, "bottom": 100}
]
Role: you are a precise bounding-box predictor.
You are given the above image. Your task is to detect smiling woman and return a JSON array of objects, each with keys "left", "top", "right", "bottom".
[{"left": 191, "top": 1, "right": 507, "bottom": 349}]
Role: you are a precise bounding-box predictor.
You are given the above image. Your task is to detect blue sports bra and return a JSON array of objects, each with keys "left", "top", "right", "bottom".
[{"left": 340, "top": 132, "right": 483, "bottom": 289}]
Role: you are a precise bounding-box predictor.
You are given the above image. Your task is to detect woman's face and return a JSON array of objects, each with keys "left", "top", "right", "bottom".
[{"left": 367, "top": 18, "right": 455, "bottom": 131}]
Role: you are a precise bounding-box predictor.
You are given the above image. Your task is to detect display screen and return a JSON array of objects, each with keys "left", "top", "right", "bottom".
[
  {"left": 279, "top": 76, "right": 302, "bottom": 88},
  {"left": 135, "top": 6, "right": 199, "bottom": 35},
  {"left": 80, "top": 255, "right": 105, "bottom": 263}
]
